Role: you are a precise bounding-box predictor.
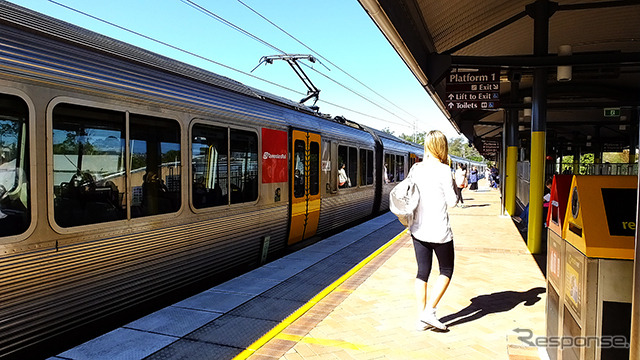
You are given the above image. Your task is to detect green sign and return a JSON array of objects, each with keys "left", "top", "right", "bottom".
[{"left": 604, "top": 108, "right": 620, "bottom": 117}]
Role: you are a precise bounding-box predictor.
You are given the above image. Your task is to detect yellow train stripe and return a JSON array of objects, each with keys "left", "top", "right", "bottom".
[{"left": 232, "top": 228, "right": 409, "bottom": 360}]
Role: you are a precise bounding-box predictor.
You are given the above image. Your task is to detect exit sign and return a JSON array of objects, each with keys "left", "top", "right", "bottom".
[{"left": 604, "top": 108, "right": 620, "bottom": 117}]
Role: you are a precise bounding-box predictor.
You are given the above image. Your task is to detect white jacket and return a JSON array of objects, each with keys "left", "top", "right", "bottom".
[{"left": 409, "top": 157, "right": 458, "bottom": 243}]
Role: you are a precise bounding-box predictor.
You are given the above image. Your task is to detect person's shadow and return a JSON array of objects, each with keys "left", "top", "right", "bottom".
[{"left": 440, "top": 287, "right": 545, "bottom": 328}]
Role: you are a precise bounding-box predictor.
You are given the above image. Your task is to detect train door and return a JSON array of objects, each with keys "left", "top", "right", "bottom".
[{"left": 288, "top": 130, "right": 321, "bottom": 245}]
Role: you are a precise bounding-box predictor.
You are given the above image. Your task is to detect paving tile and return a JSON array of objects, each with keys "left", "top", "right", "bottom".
[
  {"left": 145, "top": 339, "right": 241, "bottom": 360},
  {"left": 172, "top": 289, "right": 254, "bottom": 313},
  {"left": 57, "top": 328, "right": 177, "bottom": 360},
  {"left": 214, "top": 274, "right": 281, "bottom": 295},
  {"left": 227, "top": 295, "right": 306, "bottom": 321},
  {"left": 247, "top": 180, "right": 545, "bottom": 360},
  {"left": 186, "top": 314, "right": 278, "bottom": 348},
  {"left": 125, "top": 306, "right": 221, "bottom": 337}
]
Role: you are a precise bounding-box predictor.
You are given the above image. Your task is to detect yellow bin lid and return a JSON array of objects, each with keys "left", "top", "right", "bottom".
[{"left": 562, "top": 175, "right": 637, "bottom": 259}]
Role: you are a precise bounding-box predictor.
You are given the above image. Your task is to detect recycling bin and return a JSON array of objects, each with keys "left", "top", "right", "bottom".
[
  {"left": 550, "top": 176, "right": 636, "bottom": 360},
  {"left": 546, "top": 174, "right": 573, "bottom": 360}
]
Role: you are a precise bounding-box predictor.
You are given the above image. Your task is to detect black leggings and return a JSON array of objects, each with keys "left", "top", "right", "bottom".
[
  {"left": 412, "top": 237, "right": 455, "bottom": 282},
  {"left": 455, "top": 186, "right": 464, "bottom": 203}
]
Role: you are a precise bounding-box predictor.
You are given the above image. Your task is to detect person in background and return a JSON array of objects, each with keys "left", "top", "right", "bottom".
[
  {"left": 338, "top": 163, "right": 350, "bottom": 188},
  {"left": 454, "top": 163, "right": 467, "bottom": 207},
  {"left": 469, "top": 166, "right": 478, "bottom": 191},
  {"left": 408, "top": 130, "right": 458, "bottom": 331},
  {"left": 383, "top": 163, "right": 390, "bottom": 184},
  {"left": 490, "top": 166, "right": 500, "bottom": 188},
  {"left": 513, "top": 177, "right": 553, "bottom": 227}
]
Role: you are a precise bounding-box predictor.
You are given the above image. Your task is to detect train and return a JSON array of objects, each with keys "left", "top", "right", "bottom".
[
  {"left": 0, "top": 2, "right": 484, "bottom": 358},
  {"left": 449, "top": 154, "right": 488, "bottom": 176}
]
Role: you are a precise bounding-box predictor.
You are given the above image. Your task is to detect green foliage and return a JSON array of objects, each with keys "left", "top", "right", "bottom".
[
  {"left": 397, "top": 132, "right": 485, "bottom": 162},
  {"left": 603, "top": 151, "right": 629, "bottom": 163},
  {"left": 52, "top": 133, "right": 97, "bottom": 155},
  {"left": 448, "top": 137, "right": 484, "bottom": 162},
  {"left": 399, "top": 132, "right": 425, "bottom": 145},
  {"left": 163, "top": 150, "right": 181, "bottom": 163}
]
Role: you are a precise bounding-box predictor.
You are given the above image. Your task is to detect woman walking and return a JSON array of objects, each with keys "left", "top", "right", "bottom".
[
  {"left": 408, "top": 130, "right": 458, "bottom": 331},
  {"left": 454, "top": 163, "right": 467, "bottom": 206}
]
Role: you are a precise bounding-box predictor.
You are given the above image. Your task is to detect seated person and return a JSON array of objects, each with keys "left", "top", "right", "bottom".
[
  {"left": 513, "top": 177, "right": 553, "bottom": 227},
  {"left": 338, "top": 163, "right": 350, "bottom": 188}
]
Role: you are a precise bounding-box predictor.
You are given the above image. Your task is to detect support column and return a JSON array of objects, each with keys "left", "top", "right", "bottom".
[
  {"left": 630, "top": 120, "right": 638, "bottom": 164},
  {"left": 526, "top": 0, "right": 556, "bottom": 254},
  {"left": 631, "top": 108, "right": 640, "bottom": 360},
  {"left": 505, "top": 76, "right": 520, "bottom": 216}
]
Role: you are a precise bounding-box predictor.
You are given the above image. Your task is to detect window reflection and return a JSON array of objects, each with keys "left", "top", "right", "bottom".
[
  {"left": 52, "top": 104, "right": 126, "bottom": 227},
  {"left": 0, "top": 94, "right": 30, "bottom": 236},
  {"left": 130, "top": 114, "right": 181, "bottom": 218}
]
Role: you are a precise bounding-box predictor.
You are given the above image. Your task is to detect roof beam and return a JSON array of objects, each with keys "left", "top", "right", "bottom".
[{"left": 448, "top": 52, "right": 640, "bottom": 68}]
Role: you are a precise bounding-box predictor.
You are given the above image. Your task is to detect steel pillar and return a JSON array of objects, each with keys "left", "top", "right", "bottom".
[{"left": 526, "top": 0, "right": 555, "bottom": 254}]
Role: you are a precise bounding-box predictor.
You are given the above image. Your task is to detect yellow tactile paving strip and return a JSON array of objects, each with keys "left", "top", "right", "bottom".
[{"left": 248, "top": 180, "right": 547, "bottom": 360}]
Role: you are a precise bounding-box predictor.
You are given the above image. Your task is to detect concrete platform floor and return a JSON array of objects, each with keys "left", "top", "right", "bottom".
[{"left": 248, "top": 180, "right": 547, "bottom": 360}]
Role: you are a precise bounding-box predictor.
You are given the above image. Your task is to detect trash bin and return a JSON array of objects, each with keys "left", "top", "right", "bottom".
[
  {"left": 546, "top": 174, "right": 573, "bottom": 360},
  {"left": 552, "top": 175, "right": 636, "bottom": 360}
]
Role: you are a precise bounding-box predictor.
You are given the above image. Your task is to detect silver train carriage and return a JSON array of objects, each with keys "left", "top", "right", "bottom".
[
  {"left": 450, "top": 154, "right": 487, "bottom": 175},
  {"left": 0, "top": 2, "right": 424, "bottom": 358}
]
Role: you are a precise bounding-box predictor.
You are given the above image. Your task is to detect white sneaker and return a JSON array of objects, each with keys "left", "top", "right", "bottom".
[
  {"left": 419, "top": 308, "right": 447, "bottom": 331},
  {"left": 415, "top": 320, "right": 431, "bottom": 331}
]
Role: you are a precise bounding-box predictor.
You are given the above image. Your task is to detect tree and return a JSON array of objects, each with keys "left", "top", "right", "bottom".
[
  {"left": 448, "top": 137, "right": 484, "bottom": 161},
  {"left": 381, "top": 127, "right": 394, "bottom": 135},
  {"left": 399, "top": 131, "right": 426, "bottom": 145}
]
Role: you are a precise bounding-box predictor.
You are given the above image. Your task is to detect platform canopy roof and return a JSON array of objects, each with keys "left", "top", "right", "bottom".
[{"left": 358, "top": 0, "right": 640, "bottom": 159}]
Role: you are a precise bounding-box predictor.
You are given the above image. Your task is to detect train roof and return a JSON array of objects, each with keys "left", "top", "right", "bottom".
[
  {"left": 363, "top": 126, "right": 424, "bottom": 154},
  {"left": 449, "top": 154, "right": 486, "bottom": 166},
  {"left": 0, "top": 1, "right": 267, "bottom": 100},
  {"left": 0, "top": 1, "right": 329, "bottom": 117}
]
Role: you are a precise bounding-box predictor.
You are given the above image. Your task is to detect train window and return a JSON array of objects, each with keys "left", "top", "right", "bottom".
[
  {"left": 309, "top": 141, "right": 320, "bottom": 196},
  {"left": 52, "top": 104, "right": 126, "bottom": 227},
  {"left": 192, "top": 124, "right": 228, "bottom": 208},
  {"left": 384, "top": 153, "right": 396, "bottom": 182},
  {"left": 338, "top": 145, "right": 357, "bottom": 188},
  {"left": 348, "top": 148, "right": 357, "bottom": 186},
  {"left": 191, "top": 125, "right": 257, "bottom": 207},
  {"left": 229, "top": 129, "right": 258, "bottom": 204},
  {"left": 0, "top": 94, "right": 30, "bottom": 237},
  {"left": 293, "top": 140, "right": 306, "bottom": 198},
  {"left": 130, "top": 114, "right": 181, "bottom": 218},
  {"left": 396, "top": 155, "right": 405, "bottom": 181},
  {"left": 359, "top": 149, "right": 373, "bottom": 186}
]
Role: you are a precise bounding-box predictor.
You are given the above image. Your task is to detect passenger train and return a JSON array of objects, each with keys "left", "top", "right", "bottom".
[
  {"left": 450, "top": 154, "right": 487, "bottom": 176},
  {"left": 0, "top": 2, "right": 481, "bottom": 357}
]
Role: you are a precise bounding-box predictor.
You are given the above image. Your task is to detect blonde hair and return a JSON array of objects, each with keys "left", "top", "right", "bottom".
[{"left": 424, "top": 130, "right": 449, "bottom": 165}]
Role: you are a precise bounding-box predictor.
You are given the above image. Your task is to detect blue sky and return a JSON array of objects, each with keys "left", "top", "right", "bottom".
[{"left": 7, "top": 0, "right": 458, "bottom": 139}]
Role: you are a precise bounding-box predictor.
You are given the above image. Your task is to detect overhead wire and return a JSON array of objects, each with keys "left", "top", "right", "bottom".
[
  {"left": 47, "top": 0, "right": 302, "bottom": 96},
  {"left": 180, "top": 0, "right": 286, "bottom": 55},
  {"left": 47, "top": 0, "right": 416, "bottom": 131},
  {"left": 48, "top": 0, "right": 411, "bottom": 128},
  {"left": 181, "top": 0, "right": 420, "bottom": 129},
  {"left": 235, "top": 0, "right": 422, "bottom": 124}
]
